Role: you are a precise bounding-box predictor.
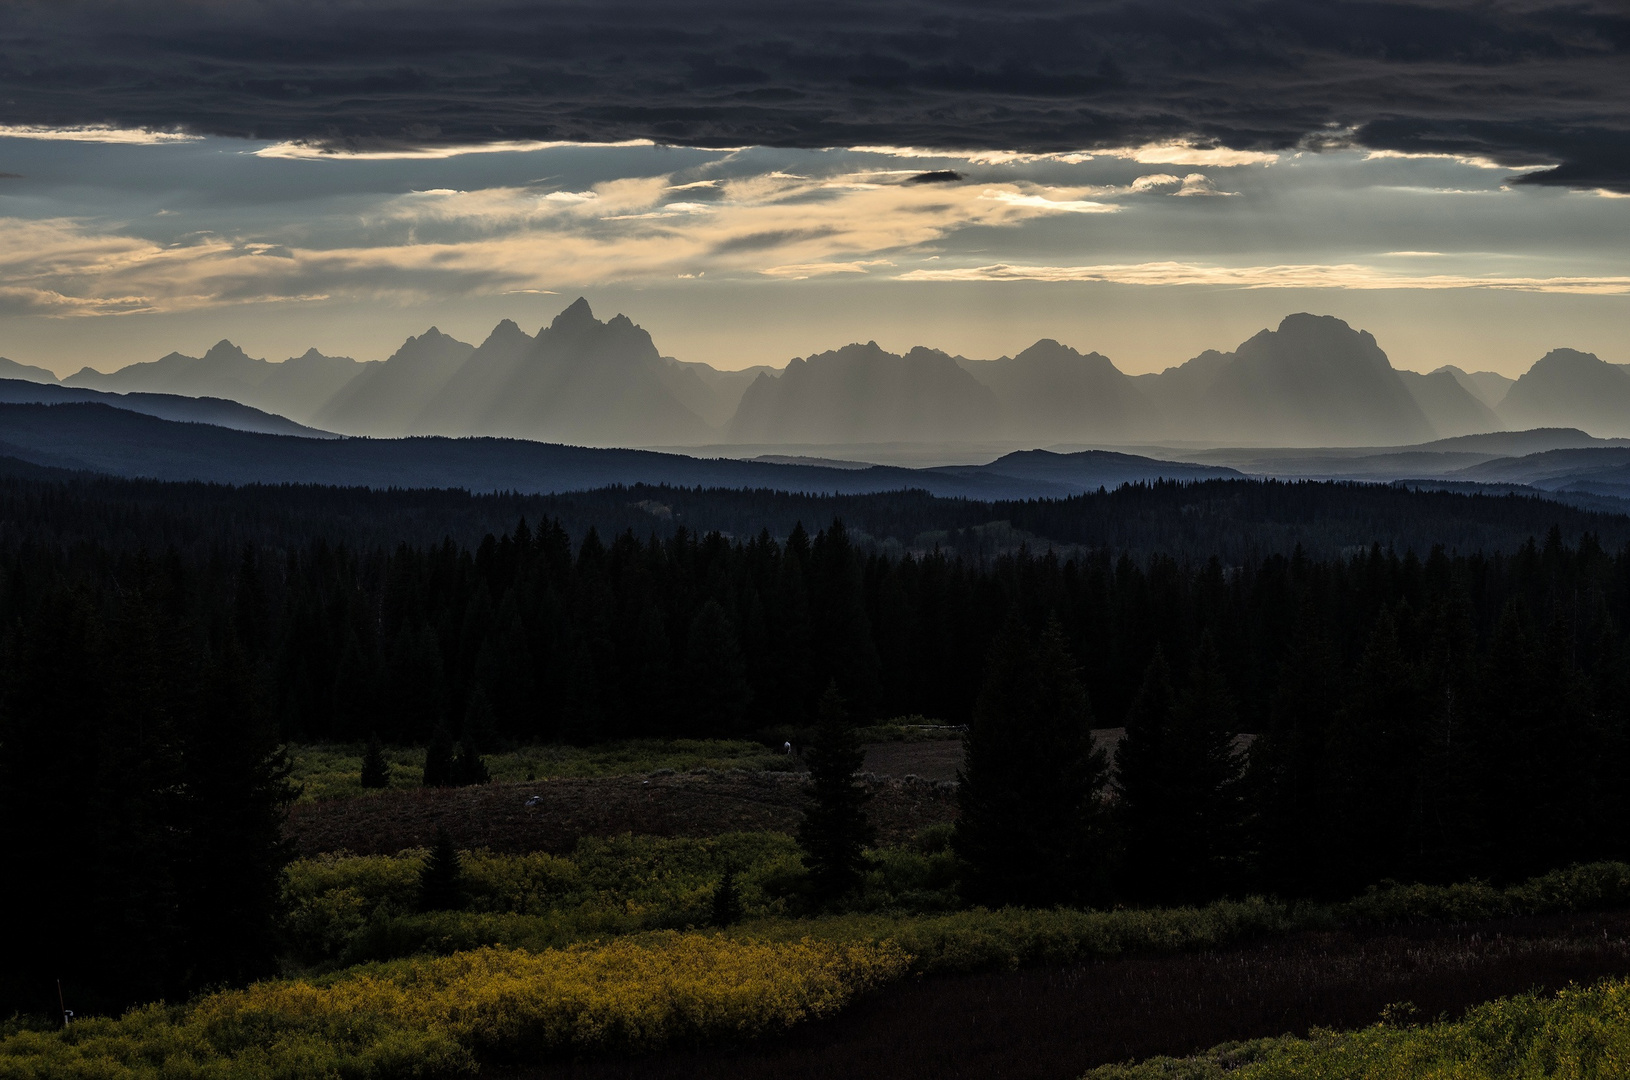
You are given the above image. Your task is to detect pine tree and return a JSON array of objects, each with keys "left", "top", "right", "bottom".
[
  {"left": 1325, "top": 610, "right": 1428, "bottom": 892},
  {"left": 174, "top": 640, "right": 297, "bottom": 990},
  {"left": 461, "top": 687, "right": 499, "bottom": 754},
  {"left": 1115, "top": 649, "right": 1179, "bottom": 901},
  {"left": 1159, "top": 634, "right": 1247, "bottom": 902},
  {"left": 359, "top": 733, "right": 390, "bottom": 789},
  {"left": 450, "top": 692, "right": 494, "bottom": 786},
  {"left": 710, "top": 868, "right": 744, "bottom": 927},
  {"left": 422, "top": 723, "right": 455, "bottom": 787},
  {"left": 796, "top": 681, "right": 875, "bottom": 905},
  {"left": 451, "top": 736, "right": 491, "bottom": 786},
  {"left": 685, "top": 600, "right": 752, "bottom": 735},
  {"left": 1248, "top": 611, "right": 1341, "bottom": 897},
  {"left": 954, "top": 617, "right": 1110, "bottom": 908},
  {"left": 418, "top": 826, "right": 465, "bottom": 911}
]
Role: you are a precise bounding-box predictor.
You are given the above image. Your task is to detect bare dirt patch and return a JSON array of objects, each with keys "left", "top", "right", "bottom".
[
  {"left": 284, "top": 771, "right": 957, "bottom": 856},
  {"left": 861, "top": 741, "right": 965, "bottom": 781}
]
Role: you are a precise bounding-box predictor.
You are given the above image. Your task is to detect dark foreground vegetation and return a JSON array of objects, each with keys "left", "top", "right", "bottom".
[
  {"left": 6, "top": 464, "right": 1630, "bottom": 1078},
  {"left": 521, "top": 911, "right": 1630, "bottom": 1080}
]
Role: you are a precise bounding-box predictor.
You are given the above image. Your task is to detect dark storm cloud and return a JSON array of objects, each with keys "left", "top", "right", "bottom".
[{"left": 3, "top": 1, "right": 1630, "bottom": 187}]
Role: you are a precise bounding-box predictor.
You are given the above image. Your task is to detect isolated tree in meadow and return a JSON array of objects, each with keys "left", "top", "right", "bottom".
[
  {"left": 418, "top": 826, "right": 465, "bottom": 912},
  {"left": 797, "top": 681, "right": 875, "bottom": 904},
  {"left": 422, "top": 723, "right": 455, "bottom": 787},
  {"left": 954, "top": 616, "right": 1110, "bottom": 908},
  {"left": 710, "top": 868, "right": 744, "bottom": 927},
  {"left": 359, "top": 733, "right": 390, "bottom": 789}
]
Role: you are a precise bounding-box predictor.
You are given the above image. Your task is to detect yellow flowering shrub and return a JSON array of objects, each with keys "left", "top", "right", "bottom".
[
  {"left": 1085, "top": 977, "right": 1630, "bottom": 1080},
  {"left": 0, "top": 934, "right": 910, "bottom": 1079}
]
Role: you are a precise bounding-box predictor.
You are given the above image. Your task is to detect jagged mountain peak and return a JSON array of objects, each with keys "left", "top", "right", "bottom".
[
  {"left": 1242, "top": 313, "right": 1390, "bottom": 370},
  {"left": 482, "top": 319, "right": 532, "bottom": 348},
  {"left": 549, "top": 296, "right": 596, "bottom": 331},
  {"left": 1532, "top": 347, "right": 1607, "bottom": 369},
  {"left": 1497, "top": 346, "right": 1630, "bottom": 437},
  {"left": 1009, "top": 338, "right": 1116, "bottom": 367},
  {"left": 202, "top": 339, "right": 256, "bottom": 362}
]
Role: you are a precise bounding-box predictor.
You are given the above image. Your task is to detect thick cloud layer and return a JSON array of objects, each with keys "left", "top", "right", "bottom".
[{"left": 1, "top": 1, "right": 1628, "bottom": 186}]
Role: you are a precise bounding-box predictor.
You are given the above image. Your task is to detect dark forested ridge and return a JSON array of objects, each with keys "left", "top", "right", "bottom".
[
  {"left": 1, "top": 453, "right": 1627, "bottom": 560},
  {"left": 7, "top": 465, "right": 1630, "bottom": 1016}
]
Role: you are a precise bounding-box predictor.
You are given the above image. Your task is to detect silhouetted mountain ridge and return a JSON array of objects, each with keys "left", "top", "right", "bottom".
[{"left": 44, "top": 301, "right": 1629, "bottom": 448}]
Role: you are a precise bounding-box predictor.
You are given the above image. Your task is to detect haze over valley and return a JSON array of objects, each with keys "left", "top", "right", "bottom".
[
  {"left": 8, "top": 5, "right": 1630, "bottom": 1078},
  {"left": 22, "top": 299, "right": 1627, "bottom": 455}
]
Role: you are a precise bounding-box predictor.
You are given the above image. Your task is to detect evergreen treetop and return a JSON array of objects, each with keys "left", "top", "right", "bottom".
[
  {"left": 954, "top": 616, "right": 1110, "bottom": 908},
  {"left": 796, "top": 681, "right": 875, "bottom": 905},
  {"left": 417, "top": 826, "right": 465, "bottom": 912},
  {"left": 359, "top": 734, "right": 390, "bottom": 789}
]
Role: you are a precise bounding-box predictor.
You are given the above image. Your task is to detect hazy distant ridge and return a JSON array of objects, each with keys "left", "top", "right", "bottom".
[{"left": 43, "top": 300, "right": 1630, "bottom": 448}]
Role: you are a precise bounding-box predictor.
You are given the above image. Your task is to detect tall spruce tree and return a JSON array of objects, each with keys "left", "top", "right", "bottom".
[
  {"left": 359, "top": 733, "right": 390, "bottom": 788},
  {"left": 418, "top": 826, "right": 465, "bottom": 911},
  {"left": 796, "top": 681, "right": 875, "bottom": 905},
  {"left": 1116, "top": 635, "right": 1245, "bottom": 904},
  {"left": 174, "top": 641, "right": 297, "bottom": 990},
  {"left": 1115, "top": 648, "right": 1179, "bottom": 902},
  {"left": 1249, "top": 608, "right": 1341, "bottom": 896},
  {"left": 684, "top": 600, "right": 752, "bottom": 735},
  {"left": 422, "top": 723, "right": 455, "bottom": 787},
  {"left": 1325, "top": 610, "right": 1429, "bottom": 892},
  {"left": 710, "top": 868, "right": 744, "bottom": 927},
  {"left": 954, "top": 617, "right": 1110, "bottom": 908},
  {"left": 451, "top": 736, "right": 491, "bottom": 786}
]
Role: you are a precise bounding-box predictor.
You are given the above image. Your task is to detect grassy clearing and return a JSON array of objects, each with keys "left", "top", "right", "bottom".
[
  {"left": 285, "top": 832, "right": 1630, "bottom": 978},
  {"left": 1085, "top": 976, "right": 1630, "bottom": 1079},
  {"left": 15, "top": 847, "right": 1630, "bottom": 1079},
  {"left": 289, "top": 739, "right": 796, "bottom": 802},
  {"left": 0, "top": 935, "right": 908, "bottom": 1080},
  {"left": 283, "top": 833, "right": 813, "bottom": 968}
]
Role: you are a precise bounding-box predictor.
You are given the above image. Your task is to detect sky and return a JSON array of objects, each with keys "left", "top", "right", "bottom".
[{"left": 0, "top": 0, "right": 1627, "bottom": 377}]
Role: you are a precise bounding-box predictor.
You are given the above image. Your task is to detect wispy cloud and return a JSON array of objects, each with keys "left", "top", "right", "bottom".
[
  {"left": 0, "top": 126, "right": 200, "bottom": 145},
  {"left": 0, "top": 170, "right": 1135, "bottom": 314},
  {"left": 1101, "top": 142, "right": 1278, "bottom": 168},
  {"left": 253, "top": 139, "right": 658, "bottom": 160},
  {"left": 898, "top": 262, "right": 1630, "bottom": 294},
  {"left": 848, "top": 141, "right": 1277, "bottom": 170}
]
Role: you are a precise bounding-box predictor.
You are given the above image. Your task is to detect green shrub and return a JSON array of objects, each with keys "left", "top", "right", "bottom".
[
  {"left": 1335, "top": 862, "right": 1630, "bottom": 927},
  {"left": 1084, "top": 977, "right": 1630, "bottom": 1079},
  {"left": 286, "top": 848, "right": 1630, "bottom": 975},
  {"left": 282, "top": 833, "right": 808, "bottom": 968},
  {"left": 0, "top": 935, "right": 910, "bottom": 1079}
]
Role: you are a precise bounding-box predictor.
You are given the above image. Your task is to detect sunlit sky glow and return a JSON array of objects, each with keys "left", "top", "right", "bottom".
[{"left": 0, "top": 129, "right": 1626, "bottom": 377}]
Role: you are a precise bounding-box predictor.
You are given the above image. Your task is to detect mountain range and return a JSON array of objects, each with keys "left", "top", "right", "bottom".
[{"left": 20, "top": 300, "right": 1630, "bottom": 448}]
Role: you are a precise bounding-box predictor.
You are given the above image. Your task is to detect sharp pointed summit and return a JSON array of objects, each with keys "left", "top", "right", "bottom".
[{"left": 550, "top": 296, "right": 597, "bottom": 331}]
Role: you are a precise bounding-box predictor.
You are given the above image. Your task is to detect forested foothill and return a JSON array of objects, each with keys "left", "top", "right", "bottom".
[{"left": 6, "top": 463, "right": 1630, "bottom": 1077}]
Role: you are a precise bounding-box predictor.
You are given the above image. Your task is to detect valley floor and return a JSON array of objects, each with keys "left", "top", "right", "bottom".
[
  {"left": 515, "top": 912, "right": 1630, "bottom": 1080},
  {"left": 284, "top": 759, "right": 958, "bottom": 857}
]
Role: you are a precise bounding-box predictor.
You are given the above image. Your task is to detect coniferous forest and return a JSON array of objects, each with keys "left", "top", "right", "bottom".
[{"left": 5, "top": 465, "right": 1630, "bottom": 1038}]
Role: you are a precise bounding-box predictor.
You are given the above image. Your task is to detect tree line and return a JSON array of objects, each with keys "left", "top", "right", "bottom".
[{"left": 7, "top": 472, "right": 1630, "bottom": 1014}]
